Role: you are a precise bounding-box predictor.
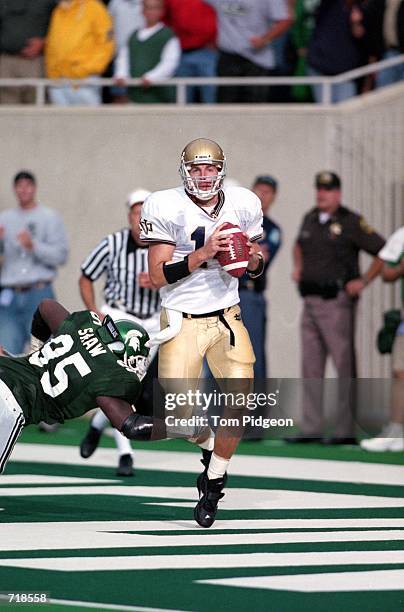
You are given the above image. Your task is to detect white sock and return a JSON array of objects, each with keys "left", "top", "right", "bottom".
[
  {"left": 91, "top": 409, "right": 108, "bottom": 431},
  {"left": 113, "top": 428, "right": 133, "bottom": 456},
  {"left": 207, "top": 453, "right": 229, "bottom": 480},
  {"left": 198, "top": 432, "right": 215, "bottom": 451},
  {"left": 386, "top": 422, "right": 404, "bottom": 436}
]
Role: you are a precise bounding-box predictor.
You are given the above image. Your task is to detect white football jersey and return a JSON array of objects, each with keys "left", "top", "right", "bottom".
[{"left": 140, "top": 185, "right": 263, "bottom": 314}]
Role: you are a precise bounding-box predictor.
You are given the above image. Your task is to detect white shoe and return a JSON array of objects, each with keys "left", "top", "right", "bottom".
[
  {"left": 360, "top": 423, "right": 404, "bottom": 452},
  {"left": 38, "top": 421, "right": 59, "bottom": 433}
]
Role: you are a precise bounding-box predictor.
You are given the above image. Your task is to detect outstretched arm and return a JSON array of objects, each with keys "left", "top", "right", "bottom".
[
  {"left": 96, "top": 395, "right": 165, "bottom": 441},
  {"left": 30, "top": 299, "right": 71, "bottom": 352},
  {"left": 38, "top": 299, "right": 70, "bottom": 335}
]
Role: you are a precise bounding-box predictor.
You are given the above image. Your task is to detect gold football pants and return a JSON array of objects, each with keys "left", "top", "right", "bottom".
[{"left": 158, "top": 305, "right": 255, "bottom": 380}]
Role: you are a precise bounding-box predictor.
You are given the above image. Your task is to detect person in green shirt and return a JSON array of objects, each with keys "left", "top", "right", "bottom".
[
  {"left": 0, "top": 298, "right": 213, "bottom": 509},
  {"left": 0, "top": 298, "right": 158, "bottom": 474}
]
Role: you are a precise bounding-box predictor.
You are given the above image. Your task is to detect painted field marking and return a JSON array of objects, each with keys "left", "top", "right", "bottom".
[
  {"left": 1, "top": 485, "right": 403, "bottom": 511},
  {"left": 1, "top": 528, "right": 404, "bottom": 553},
  {"left": 0, "top": 475, "right": 115, "bottom": 486},
  {"left": 0, "top": 594, "right": 186, "bottom": 612},
  {"left": 197, "top": 569, "right": 404, "bottom": 593},
  {"left": 1, "top": 550, "right": 404, "bottom": 572},
  {"left": 11, "top": 444, "right": 404, "bottom": 487}
]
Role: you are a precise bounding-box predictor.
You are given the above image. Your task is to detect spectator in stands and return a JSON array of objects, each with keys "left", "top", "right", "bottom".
[
  {"left": 107, "top": 0, "right": 145, "bottom": 103},
  {"left": 164, "top": 0, "right": 218, "bottom": 104},
  {"left": 289, "top": 0, "right": 321, "bottom": 102},
  {"left": 0, "top": 0, "right": 56, "bottom": 104},
  {"left": 205, "top": 0, "right": 292, "bottom": 103},
  {"left": 239, "top": 175, "right": 282, "bottom": 378},
  {"left": 307, "top": 0, "right": 368, "bottom": 103},
  {"left": 0, "top": 170, "right": 69, "bottom": 355},
  {"left": 114, "top": 0, "right": 181, "bottom": 103},
  {"left": 361, "top": 226, "right": 404, "bottom": 452},
  {"left": 108, "top": 0, "right": 144, "bottom": 49},
  {"left": 45, "top": 0, "right": 115, "bottom": 106},
  {"left": 289, "top": 171, "right": 385, "bottom": 444},
  {"left": 362, "top": 0, "right": 404, "bottom": 89}
]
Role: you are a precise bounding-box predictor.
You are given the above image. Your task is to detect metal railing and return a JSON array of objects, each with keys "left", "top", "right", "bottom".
[{"left": 0, "top": 55, "right": 403, "bottom": 106}]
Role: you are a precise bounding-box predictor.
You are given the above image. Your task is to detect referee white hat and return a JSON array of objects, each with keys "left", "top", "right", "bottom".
[{"left": 126, "top": 189, "right": 151, "bottom": 208}]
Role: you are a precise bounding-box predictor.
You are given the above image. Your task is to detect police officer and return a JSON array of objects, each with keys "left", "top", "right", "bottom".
[
  {"left": 290, "top": 171, "right": 385, "bottom": 444},
  {"left": 239, "top": 175, "right": 282, "bottom": 378}
]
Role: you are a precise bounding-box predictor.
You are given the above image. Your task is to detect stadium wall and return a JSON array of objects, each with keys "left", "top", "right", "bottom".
[{"left": 0, "top": 84, "right": 402, "bottom": 378}]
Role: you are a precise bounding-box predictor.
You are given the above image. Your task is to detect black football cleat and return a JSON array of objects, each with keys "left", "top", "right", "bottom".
[
  {"left": 196, "top": 448, "right": 213, "bottom": 493},
  {"left": 322, "top": 437, "right": 357, "bottom": 446},
  {"left": 80, "top": 426, "right": 102, "bottom": 458},
  {"left": 117, "top": 453, "right": 134, "bottom": 477},
  {"left": 194, "top": 471, "right": 227, "bottom": 528}
]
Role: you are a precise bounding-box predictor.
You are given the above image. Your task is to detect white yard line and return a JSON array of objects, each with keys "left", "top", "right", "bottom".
[
  {"left": 11, "top": 443, "right": 404, "bottom": 486},
  {"left": 1, "top": 550, "right": 404, "bottom": 572},
  {"left": 197, "top": 569, "right": 404, "bottom": 593},
  {"left": 0, "top": 595, "right": 185, "bottom": 612}
]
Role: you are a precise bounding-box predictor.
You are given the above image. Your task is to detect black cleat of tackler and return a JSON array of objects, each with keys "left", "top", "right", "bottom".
[{"left": 80, "top": 426, "right": 102, "bottom": 458}]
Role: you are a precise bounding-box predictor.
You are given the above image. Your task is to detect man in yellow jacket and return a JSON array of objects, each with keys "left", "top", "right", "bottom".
[{"left": 45, "top": 0, "right": 114, "bottom": 105}]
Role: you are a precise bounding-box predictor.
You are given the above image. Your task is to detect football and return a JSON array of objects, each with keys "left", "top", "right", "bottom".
[{"left": 215, "top": 222, "right": 250, "bottom": 277}]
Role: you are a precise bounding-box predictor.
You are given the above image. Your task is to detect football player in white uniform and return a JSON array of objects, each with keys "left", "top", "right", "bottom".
[{"left": 140, "top": 138, "right": 264, "bottom": 527}]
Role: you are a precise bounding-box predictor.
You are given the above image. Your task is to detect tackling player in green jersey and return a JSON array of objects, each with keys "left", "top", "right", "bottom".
[{"left": 0, "top": 299, "right": 158, "bottom": 474}]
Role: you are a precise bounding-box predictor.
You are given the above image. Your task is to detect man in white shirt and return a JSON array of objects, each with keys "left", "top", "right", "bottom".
[
  {"left": 114, "top": 0, "right": 181, "bottom": 103},
  {"left": 361, "top": 226, "right": 404, "bottom": 452}
]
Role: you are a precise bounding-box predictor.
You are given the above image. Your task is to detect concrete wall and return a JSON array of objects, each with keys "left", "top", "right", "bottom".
[{"left": 0, "top": 86, "right": 402, "bottom": 377}]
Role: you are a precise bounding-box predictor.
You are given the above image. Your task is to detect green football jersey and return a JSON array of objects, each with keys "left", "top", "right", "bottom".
[{"left": 0, "top": 311, "right": 142, "bottom": 425}]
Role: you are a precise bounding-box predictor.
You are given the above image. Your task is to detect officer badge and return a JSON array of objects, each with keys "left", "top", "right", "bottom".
[
  {"left": 330, "top": 222, "right": 342, "bottom": 236},
  {"left": 359, "top": 217, "right": 374, "bottom": 234}
]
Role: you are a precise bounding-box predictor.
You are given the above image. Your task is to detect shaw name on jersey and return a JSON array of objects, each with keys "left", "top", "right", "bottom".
[{"left": 0, "top": 311, "right": 142, "bottom": 426}]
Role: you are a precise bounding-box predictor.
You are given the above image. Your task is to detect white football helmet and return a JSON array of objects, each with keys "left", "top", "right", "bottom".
[{"left": 179, "top": 138, "right": 227, "bottom": 201}]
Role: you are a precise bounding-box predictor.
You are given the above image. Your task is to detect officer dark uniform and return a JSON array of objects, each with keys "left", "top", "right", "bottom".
[{"left": 292, "top": 171, "right": 385, "bottom": 443}]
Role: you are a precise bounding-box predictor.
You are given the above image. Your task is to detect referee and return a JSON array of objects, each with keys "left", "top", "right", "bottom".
[{"left": 78, "top": 189, "right": 160, "bottom": 476}]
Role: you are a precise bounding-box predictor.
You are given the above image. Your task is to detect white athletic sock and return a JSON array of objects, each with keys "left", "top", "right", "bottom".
[
  {"left": 384, "top": 422, "right": 404, "bottom": 437},
  {"left": 197, "top": 432, "right": 215, "bottom": 451},
  {"left": 207, "top": 453, "right": 229, "bottom": 480},
  {"left": 113, "top": 428, "right": 133, "bottom": 457},
  {"left": 91, "top": 409, "right": 108, "bottom": 431}
]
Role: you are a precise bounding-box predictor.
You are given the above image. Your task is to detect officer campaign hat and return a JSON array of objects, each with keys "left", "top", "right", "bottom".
[{"left": 315, "top": 171, "right": 341, "bottom": 190}]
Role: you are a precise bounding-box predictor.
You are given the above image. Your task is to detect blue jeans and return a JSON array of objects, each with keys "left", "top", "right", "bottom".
[
  {"left": 48, "top": 82, "right": 101, "bottom": 106},
  {"left": 0, "top": 284, "right": 55, "bottom": 354},
  {"left": 376, "top": 49, "right": 404, "bottom": 88},
  {"left": 239, "top": 289, "right": 267, "bottom": 379},
  {"left": 175, "top": 48, "right": 218, "bottom": 103},
  {"left": 308, "top": 65, "right": 356, "bottom": 104}
]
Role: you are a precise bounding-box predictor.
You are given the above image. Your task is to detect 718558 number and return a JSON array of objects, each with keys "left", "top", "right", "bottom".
[{"left": 7, "top": 593, "right": 48, "bottom": 603}]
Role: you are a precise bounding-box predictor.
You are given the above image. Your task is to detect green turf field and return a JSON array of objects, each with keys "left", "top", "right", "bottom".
[{"left": 0, "top": 419, "right": 403, "bottom": 611}]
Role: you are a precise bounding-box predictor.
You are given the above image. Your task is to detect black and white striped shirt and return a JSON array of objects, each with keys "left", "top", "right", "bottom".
[{"left": 81, "top": 228, "right": 160, "bottom": 317}]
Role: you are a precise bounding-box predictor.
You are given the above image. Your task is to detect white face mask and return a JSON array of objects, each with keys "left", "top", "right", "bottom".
[{"left": 118, "top": 354, "right": 149, "bottom": 380}]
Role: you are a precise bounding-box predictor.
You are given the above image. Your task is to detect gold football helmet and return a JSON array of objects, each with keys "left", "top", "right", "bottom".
[{"left": 179, "top": 138, "right": 227, "bottom": 201}]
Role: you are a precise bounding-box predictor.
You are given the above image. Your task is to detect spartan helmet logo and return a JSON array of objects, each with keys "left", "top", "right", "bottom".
[
  {"left": 109, "top": 319, "right": 151, "bottom": 380},
  {"left": 126, "top": 329, "right": 144, "bottom": 353},
  {"left": 179, "top": 138, "right": 227, "bottom": 201}
]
